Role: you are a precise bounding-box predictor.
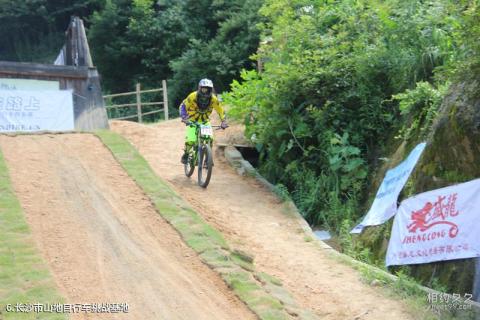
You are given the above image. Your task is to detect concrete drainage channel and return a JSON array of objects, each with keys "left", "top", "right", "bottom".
[
  {"left": 219, "top": 144, "right": 480, "bottom": 319},
  {"left": 222, "top": 145, "right": 258, "bottom": 177}
]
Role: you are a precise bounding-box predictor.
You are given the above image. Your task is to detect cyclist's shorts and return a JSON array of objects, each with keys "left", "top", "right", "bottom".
[{"left": 185, "top": 125, "right": 196, "bottom": 144}]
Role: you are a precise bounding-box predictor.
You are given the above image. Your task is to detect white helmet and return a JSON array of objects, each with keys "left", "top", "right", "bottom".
[
  {"left": 197, "top": 78, "right": 214, "bottom": 110},
  {"left": 199, "top": 78, "right": 213, "bottom": 88}
]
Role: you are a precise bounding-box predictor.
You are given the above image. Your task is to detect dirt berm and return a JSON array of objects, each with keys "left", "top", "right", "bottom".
[{"left": 0, "top": 134, "right": 255, "bottom": 320}]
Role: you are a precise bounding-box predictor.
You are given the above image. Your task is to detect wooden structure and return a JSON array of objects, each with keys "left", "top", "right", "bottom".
[
  {"left": 55, "top": 17, "right": 93, "bottom": 68},
  {"left": 0, "top": 16, "right": 109, "bottom": 131},
  {"left": 104, "top": 81, "right": 169, "bottom": 123}
]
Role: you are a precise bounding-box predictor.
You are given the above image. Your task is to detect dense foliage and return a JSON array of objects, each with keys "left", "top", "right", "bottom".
[
  {"left": 0, "top": 0, "right": 104, "bottom": 62},
  {"left": 0, "top": 0, "right": 264, "bottom": 111},
  {"left": 224, "top": 0, "right": 476, "bottom": 232},
  {"left": 88, "top": 0, "right": 264, "bottom": 108}
]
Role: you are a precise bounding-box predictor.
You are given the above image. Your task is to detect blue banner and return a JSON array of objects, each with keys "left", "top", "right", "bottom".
[{"left": 351, "top": 142, "right": 426, "bottom": 234}]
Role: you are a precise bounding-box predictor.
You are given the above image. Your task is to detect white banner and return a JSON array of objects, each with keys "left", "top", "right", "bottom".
[
  {"left": 386, "top": 178, "right": 480, "bottom": 266},
  {"left": 351, "top": 142, "right": 426, "bottom": 233},
  {"left": 0, "top": 90, "right": 74, "bottom": 132}
]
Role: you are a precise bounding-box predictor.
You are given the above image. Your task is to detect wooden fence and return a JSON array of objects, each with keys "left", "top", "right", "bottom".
[{"left": 103, "top": 81, "right": 169, "bottom": 123}]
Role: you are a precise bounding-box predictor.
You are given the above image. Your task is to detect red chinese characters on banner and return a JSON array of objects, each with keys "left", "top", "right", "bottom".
[{"left": 406, "top": 193, "right": 459, "bottom": 238}]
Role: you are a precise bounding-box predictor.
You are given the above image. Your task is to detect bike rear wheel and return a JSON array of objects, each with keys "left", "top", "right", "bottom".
[
  {"left": 197, "top": 144, "right": 213, "bottom": 188},
  {"left": 184, "top": 150, "right": 195, "bottom": 177}
]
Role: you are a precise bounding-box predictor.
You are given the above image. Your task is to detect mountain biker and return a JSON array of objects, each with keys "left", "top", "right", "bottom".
[{"left": 179, "top": 78, "right": 228, "bottom": 164}]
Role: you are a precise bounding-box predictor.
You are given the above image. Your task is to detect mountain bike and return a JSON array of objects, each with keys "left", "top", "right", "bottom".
[{"left": 184, "top": 121, "right": 223, "bottom": 188}]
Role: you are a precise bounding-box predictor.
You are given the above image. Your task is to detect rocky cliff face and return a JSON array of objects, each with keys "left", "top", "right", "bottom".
[
  {"left": 360, "top": 80, "right": 480, "bottom": 294},
  {"left": 415, "top": 81, "right": 480, "bottom": 191}
]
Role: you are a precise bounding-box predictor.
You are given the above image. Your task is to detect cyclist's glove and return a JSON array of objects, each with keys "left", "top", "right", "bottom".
[{"left": 221, "top": 120, "right": 229, "bottom": 129}]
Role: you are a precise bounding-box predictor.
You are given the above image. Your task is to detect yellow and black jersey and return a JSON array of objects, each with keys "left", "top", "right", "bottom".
[{"left": 179, "top": 91, "right": 225, "bottom": 123}]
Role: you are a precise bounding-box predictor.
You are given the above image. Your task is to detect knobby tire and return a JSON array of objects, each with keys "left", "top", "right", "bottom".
[
  {"left": 198, "top": 144, "right": 213, "bottom": 188},
  {"left": 184, "top": 150, "right": 195, "bottom": 177}
]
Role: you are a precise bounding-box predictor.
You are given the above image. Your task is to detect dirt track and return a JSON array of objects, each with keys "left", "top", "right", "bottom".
[
  {"left": 111, "top": 119, "right": 416, "bottom": 320},
  {"left": 0, "top": 134, "right": 255, "bottom": 320}
]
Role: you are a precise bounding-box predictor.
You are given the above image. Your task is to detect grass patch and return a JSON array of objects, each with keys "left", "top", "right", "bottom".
[
  {"left": 222, "top": 271, "right": 287, "bottom": 320},
  {"left": 96, "top": 130, "right": 315, "bottom": 319},
  {"left": 255, "top": 272, "right": 283, "bottom": 287},
  {"left": 95, "top": 130, "right": 228, "bottom": 252},
  {"left": 199, "top": 249, "right": 232, "bottom": 269},
  {"left": 230, "top": 252, "right": 255, "bottom": 272},
  {"left": 0, "top": 149, "right": 66, "bottom": 319},
  {"left": 303, "top": 235, "right": 313, "bottom": 242}
]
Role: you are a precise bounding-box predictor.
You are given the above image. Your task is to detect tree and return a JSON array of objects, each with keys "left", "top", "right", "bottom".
[
  {"left": 88, "top": 0, "right": 264, "bottom": 109},
  {"left": 88, "top": 0, "right": 138, "bottom": 91},
  {"left": 0, "top": 0, "right": 104, "bottom": 62},
  {"left": 168, "top": 0, "right": 264, "bottom": 107}
]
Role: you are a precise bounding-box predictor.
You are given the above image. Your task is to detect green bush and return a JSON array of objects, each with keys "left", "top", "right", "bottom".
[
  {"left": 393, "top": 81, "right": 448, "bottom": 141},
  {"left": 224, "top": 0, "right": 467, "bottom": 233}
]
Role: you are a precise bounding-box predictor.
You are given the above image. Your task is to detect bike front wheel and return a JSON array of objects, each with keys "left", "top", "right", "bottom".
[
  {"left": 184, "top": 150, "right": 195, "bottom": 177},
  {"left": 197, "top": 144, "right": 213, "bottom": 188}
]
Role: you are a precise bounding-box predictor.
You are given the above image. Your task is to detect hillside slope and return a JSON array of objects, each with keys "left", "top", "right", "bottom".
[{"left": 111, "top": 119, "right": 417, "bottom": 320}]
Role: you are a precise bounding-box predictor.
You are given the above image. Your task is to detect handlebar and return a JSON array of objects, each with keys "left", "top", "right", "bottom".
[{"left": 183, "top": 120, "right": 228, "bottom": 130}]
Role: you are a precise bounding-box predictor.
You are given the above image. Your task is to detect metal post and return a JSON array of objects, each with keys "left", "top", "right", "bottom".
[
  {"left": 136, "top": 83, "right": 142, "bottom": 123},
  {"left": 474, "top": 257, "right": 480, "bottom": 302},
  {"left": 162, "top": 80, "right": 169, "bottom": 120}
]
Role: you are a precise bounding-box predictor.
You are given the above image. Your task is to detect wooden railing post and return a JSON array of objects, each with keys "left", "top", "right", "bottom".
[
  {"left": 136, "top": 83, "right": 142, "bottom": 123},
  {"left": 162, "top": 80, "right": 169, "bottom": 120},
  {"left": 104, "top": 83, "right": 167, "bottom": 122}
]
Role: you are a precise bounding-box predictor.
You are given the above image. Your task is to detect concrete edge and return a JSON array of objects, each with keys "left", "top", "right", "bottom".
[{"left": 220, "top": 144, "right": 480, "bottom": 313}]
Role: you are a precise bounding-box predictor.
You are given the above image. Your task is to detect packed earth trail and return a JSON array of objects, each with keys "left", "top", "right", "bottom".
[
  {"left": 0, "top": 134, "right": 256, "bottom": 320},
  {"left": 111, "top": 119, "right": 417, "bottom": 320}
]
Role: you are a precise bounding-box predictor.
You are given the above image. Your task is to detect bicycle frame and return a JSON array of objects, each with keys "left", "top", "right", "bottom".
[
  {"left": 184, "top": 121, "right": 222, "bottom": 187},
  {"left": 189, "top": 122, "right": 214, "bottom": 162}
]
